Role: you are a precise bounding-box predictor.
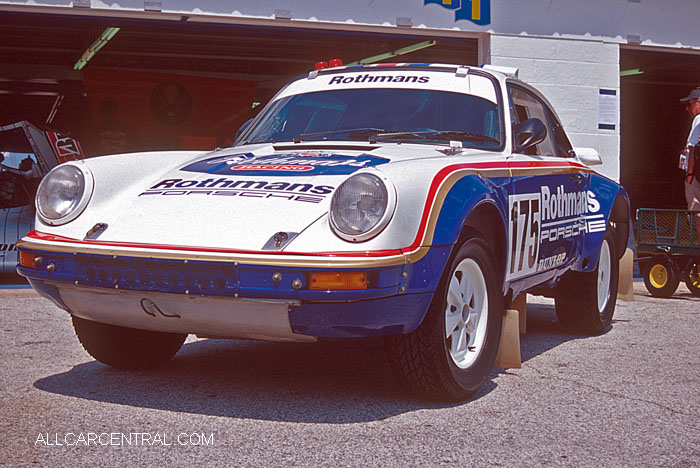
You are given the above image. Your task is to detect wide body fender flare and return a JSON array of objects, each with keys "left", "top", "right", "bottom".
[{"left": 577, "top": 174, "right": 630, "bottom": 272}]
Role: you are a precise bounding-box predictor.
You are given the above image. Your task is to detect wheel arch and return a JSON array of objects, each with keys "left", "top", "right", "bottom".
[
  {"left": 580, "top": 177, "right": 631, "bottom": 270},
  {"left": 609, "top": 192, "right": 631, "bottom": 260},
  {"left": 461, "top": 200, "right": 508, "bottom": 286}
]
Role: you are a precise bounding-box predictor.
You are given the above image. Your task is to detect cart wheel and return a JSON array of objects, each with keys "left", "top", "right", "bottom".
[
  {"left": 643, "top": 257, "right": 680, "bottom": 298},
  {"left": 684, "top": 260, "right": 700, "bottom": 298}
]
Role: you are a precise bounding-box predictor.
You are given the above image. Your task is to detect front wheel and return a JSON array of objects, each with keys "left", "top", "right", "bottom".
[
  {"left": 384, "top": 236, "right": 502, "bottom": 402},
  {"left": 555, "top": 228, "right": 619, "bottom": 334},
  {"left": 72, "top": 315, "right": 187, "bottom": 369},
  {"left": 684, "top": 259, "right": 700, "bottom": 298},
  {"left": 643, "top": 256, "right": 680, "bottom": 298}
]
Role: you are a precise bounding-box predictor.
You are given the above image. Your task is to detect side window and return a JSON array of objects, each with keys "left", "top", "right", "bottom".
[
  {"left": 547, "top": 109, "right": 574, "bottom": 158},
  {"left": 508, "top": 86, "right": 557, "bottom": 156}
]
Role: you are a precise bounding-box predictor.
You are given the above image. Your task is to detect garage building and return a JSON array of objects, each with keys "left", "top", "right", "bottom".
[{"left": 1, "top": 0, "right": 699, "bottom": 213}]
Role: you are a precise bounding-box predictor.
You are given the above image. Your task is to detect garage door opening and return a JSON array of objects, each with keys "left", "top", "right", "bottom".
[
  {"left": 620, "top": 47, "right": 700, "bottom": 215},
  {"left": 0, "top": 12, "right": 480, "bottom": 157}
]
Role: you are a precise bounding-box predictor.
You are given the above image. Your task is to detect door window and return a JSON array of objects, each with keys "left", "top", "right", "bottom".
[
  {"left": 548, "top": 110, "right": 575, "bottom": 158},
  {"left": 508, "top": 86, "right": 557, "bottom": 156}
]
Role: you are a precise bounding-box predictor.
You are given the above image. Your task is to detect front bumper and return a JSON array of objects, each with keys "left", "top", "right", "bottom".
[{"left": 17, "top": 234, "right": 448, "bottom": 339}]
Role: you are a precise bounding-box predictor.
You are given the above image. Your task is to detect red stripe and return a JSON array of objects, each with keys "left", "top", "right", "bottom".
[
  {"left": 508, "top": 160, "right": 586, "bottom": 169},
  {"left": 25, "top": 231, "right": 403, "bottom": 259}
]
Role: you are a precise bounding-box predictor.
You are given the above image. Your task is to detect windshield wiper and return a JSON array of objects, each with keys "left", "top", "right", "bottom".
[
  {"left": 374, "top": 130, "right": 500, "bottom": 145},
  {"left": 293, "top": 128, "right": 393, "bottom": 143},
  {"left": 422, "top": 131, "right": 500, "bottom": 145},
  {"left": 372, "top": 131, "right": 431, "bottom": 143},
  {"left": 291, "top": 128, "right": 500, "bottom": 146}
]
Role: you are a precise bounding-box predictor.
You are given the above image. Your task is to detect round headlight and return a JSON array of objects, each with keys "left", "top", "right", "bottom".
[
  {"left": 329, "top": 172, "right": 396, "bottom": 242},
  {"left": 37, "top": 163, "right": 93, "bottom": 225}
]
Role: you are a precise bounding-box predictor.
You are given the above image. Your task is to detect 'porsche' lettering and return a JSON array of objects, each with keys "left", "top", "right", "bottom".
[
  {"left": 147, "top": 178, "right": 333, "bottom": 194},
  {"left": 141, "top": 178, "right": 334, "bottom": 203}
]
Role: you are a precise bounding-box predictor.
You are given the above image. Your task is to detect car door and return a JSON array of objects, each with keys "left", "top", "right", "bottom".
[
  {"left": 505, "top": 84, "right": 589, "bottom": 286},
  {"left": 0, "top": 172, "right": 33, "bottom": 274}
]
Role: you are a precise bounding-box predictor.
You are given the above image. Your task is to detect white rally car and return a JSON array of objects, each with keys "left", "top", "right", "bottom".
[{"left": 17, "top": 63, "right": 629, "bottom": 402}]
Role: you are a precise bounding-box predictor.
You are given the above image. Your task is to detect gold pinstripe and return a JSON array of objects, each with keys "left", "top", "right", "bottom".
[{"left": 18, "top": 163, "right": 592, "bottom": 269}]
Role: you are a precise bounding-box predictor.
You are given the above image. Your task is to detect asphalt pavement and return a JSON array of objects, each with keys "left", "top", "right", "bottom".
[{"left": 1, "top": 281, "right": 699, "bottom": 468}]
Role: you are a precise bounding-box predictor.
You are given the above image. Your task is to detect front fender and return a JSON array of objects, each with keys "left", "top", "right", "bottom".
[
  {"left": 402, "top": 172, "right": 509, "bottom": 295},
  {"left": 428, "top": 173, "right": 510, "bottom": 247}
]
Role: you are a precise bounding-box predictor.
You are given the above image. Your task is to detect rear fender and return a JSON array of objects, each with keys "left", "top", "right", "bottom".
[{"left": 578, "top": 175, "right": 630, "bottom": 272}]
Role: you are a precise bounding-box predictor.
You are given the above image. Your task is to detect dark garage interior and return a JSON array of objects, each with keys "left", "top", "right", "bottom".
[
  {"left": 620, "top": 48, "right": 700, "bottom": 215},
  {"left": 0, "top": 11, "right": 479, "bottom": 157}
]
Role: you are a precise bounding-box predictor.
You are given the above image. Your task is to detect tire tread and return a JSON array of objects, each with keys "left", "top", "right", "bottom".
[
  {"left": 384, "top": 236, "right": 500, "bottom": 402},
  {"left": 72, "top": 316, "right": 186, "bottom": 369}
]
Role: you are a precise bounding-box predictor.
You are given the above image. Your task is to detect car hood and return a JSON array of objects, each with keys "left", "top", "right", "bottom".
[{"left": 64, "top": 142, "right": 441, "bottom": 252}]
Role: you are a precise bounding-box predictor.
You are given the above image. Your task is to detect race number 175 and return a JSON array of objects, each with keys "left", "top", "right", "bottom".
[{"left": 507, "top": 194, "right": 540, "bottom": 280}]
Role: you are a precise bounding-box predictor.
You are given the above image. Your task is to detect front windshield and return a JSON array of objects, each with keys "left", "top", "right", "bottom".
[{"left": 241, "top": 88, "right": 502, "bottom": 149}]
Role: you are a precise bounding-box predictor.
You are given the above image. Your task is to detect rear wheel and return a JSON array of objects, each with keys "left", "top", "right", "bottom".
[
  {"left": 555, "top": 228, "right": 619, "bottom": 334},
  {"left": 384, "top": 236, "right": 502, "bottom": 402},
  {"left": 72, "top": 315, "right": 187, "bottom": 369},
  {"left": 684, "top": 259, "right": 700, "bottom": 298},
  {"left": 643, "top": 256, "right": 680, "bottom": 298}
]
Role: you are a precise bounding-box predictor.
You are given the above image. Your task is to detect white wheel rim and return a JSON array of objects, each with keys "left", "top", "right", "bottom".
[
  {"left": 597, "top": 239, "right": 612, "bottom": 312},
  {"left": 444, "top": 258, "right": 488, "bottom": 369}
]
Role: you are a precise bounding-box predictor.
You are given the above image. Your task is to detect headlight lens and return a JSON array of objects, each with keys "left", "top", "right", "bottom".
[
  {"left": 37, "top": 163, "right": 93, "bottom": 225},
  {"left": 329, "top": 172, "right": 395, "bottom": 242}
]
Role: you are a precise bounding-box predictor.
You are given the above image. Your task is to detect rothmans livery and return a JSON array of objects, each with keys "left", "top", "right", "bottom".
[{"left": 17, "top": 62, "right": 629, "bottom": 402}]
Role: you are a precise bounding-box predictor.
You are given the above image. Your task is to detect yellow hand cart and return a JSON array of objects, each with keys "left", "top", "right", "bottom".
[{"left": 636, "top": 208, "right": 700, "bottom": 297}]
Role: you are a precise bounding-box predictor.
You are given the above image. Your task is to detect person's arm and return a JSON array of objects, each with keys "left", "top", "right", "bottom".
[{"left": 688, "top": 145, "right": 695, "bottom": 184}]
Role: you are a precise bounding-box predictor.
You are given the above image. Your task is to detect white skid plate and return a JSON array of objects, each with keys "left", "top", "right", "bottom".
[{"left": 56, "top": 284, "right": 315, "bottom": 342}]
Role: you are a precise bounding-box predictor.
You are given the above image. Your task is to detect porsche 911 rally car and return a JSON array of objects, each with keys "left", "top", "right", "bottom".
[{"left": 17, "top": 63, "right": 629, "bottom": 402}]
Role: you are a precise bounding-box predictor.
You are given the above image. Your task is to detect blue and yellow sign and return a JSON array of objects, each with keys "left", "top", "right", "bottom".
[{"left": 424, "top": 0, "right": 491, "bottom": 25}]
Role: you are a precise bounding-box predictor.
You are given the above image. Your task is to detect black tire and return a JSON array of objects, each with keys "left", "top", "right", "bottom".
[
  {"left": 684, "top": 259, "right": 700, "bottom": 298},
  {"left": 72, "top": 315, "right": 187, "bottom": 369},
  {"left": 384, "top": 236, "right": 502, "bottom": 402},
  {"left": 643, "top": 256, "right": 680, "bottom": 298},
  {"left": 555, "top": 228, "right": 619, "bottom": 335}
]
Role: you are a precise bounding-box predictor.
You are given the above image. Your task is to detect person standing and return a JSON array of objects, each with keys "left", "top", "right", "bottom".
[{"left": 680, "top": 88, "right": 700, "bottom": 241}]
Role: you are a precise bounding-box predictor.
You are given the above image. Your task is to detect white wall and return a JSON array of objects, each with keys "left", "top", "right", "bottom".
[
  {"left": 487, "top": 0, "right": 700, "bottom": 50},
  {"left": 2, "top": 0, "right": 699, "bottom": 50},
  {"left": 491, "top": 35, "right": 621, "bottom": 181}
]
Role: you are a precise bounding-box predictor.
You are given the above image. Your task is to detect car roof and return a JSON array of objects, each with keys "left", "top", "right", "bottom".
[{"left": 289, "top": 62, "right": 520, "bottom": 83}]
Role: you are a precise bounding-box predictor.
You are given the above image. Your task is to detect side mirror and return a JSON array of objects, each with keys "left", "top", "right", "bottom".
[
  {"left": 574, "top": 147, "right": 602, "bottom": 166},
  {"left": 514, "top": 118, "right": 547, "bottom": 153}
]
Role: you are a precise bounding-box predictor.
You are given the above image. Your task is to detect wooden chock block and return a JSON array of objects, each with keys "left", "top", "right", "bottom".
[
  {"left": 494, "top": 309, "right": 521, "bottom": 369},
  {"left": 512, "top": 294, "right": 527, "bottom": 334},
  {"left": 617, "top": 247, "right": 635, "bottom": 302}
]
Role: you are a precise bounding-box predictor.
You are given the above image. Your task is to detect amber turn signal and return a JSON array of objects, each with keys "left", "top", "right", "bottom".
[
  {"left": 308, "top": 271, "right": 367, "bottom": 290},
  {"left": 19, "top": 251, "right": 37, "bottom": 269}
]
